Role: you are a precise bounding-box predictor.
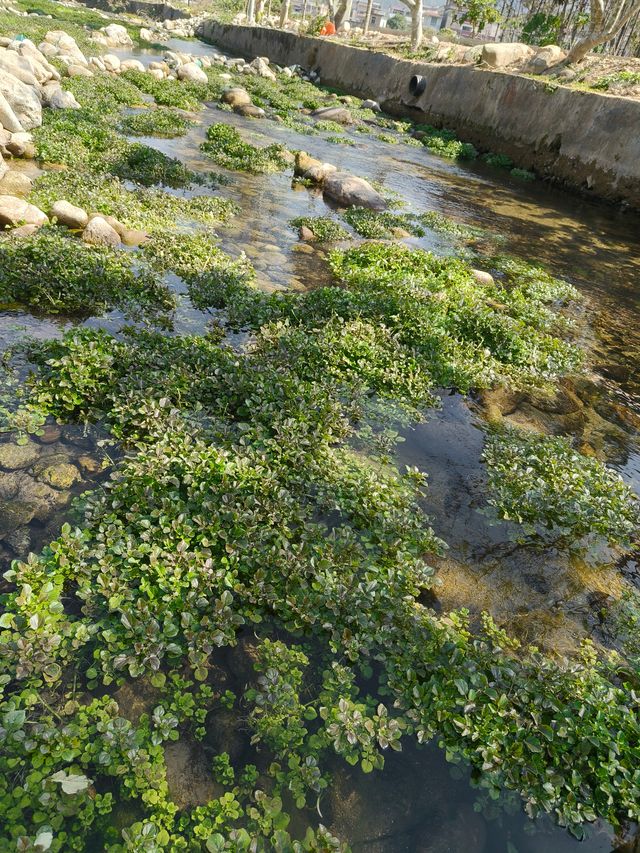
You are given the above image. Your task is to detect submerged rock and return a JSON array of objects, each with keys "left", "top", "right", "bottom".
[
  {"left": 323, "top": 172, "right": 387, "bottom": 210},
  {"left": 37, "top": 461, "right": 81, "bottom": 490},
  {"left": 0, "top": 440, "right": 40, "bottom": 470},
  {"left": 0, "top": 500, "right": 36, "bottom": 539},
  {"left": 311, "top": 106, "right": 354, "bottom": 125}
]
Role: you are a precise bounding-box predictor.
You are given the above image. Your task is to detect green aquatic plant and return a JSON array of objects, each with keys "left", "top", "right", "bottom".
[
  {"left": 418, "top": 210, "right": 484, "bottom": 241},
  {"left": 289, "top": 216, "right": 351, "bottom": 242},
  {"left": 0, "top": 229, "right": 174, "bottom": 320},
  {"left": 511, "top": 167, "right": 536, "bottom": 181},
  {"left": 483, "top": 425, "right": 640, "bottom": 544},
  {"left": 414, "top": 124, "right": 478, "bottom": 160},
  {"left": 119, "top": 107, "right": 195, "bottom": 138},
  {"left": 121, "top": 69, "right": 210, "bottom": 111},
  {"left": 341, "top": 208, "right": 426, "bottom": 239},
  {"left": 30, "top": 171, "right": 237, "bottom": 232},
  {"left": 142, "top": 231, "right": 255, "bottom": 292},
  {"left": 482, "top": 152, "right": 514, "bottom": 169},
  {"left": 201, "top": 123, "right": 290, "bottom": 173}
]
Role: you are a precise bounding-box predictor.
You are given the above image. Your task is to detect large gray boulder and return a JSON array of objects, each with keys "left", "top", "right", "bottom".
[
  {"left": 177, "top": 62, "right": 208, "bottom": 84},
  {"left": 311, "top": 106, "right": 354, "bottom": 125},
  {"left": 323, "top": 172, "right": 387, "bottom": 210},
  {"left": 0, "top": 51, "right": 39, "bottom": 87},
  {"left": 82, "top": 216, "right": 120, "bottom": 246},
  {"left": 0, "top": 70, "right": 42, "bottom": 130},
  {"left": 0, "top": 195, "right": 49, "bottom": 228},
  {"left": 527, "top": 45, "right": 566, "bottom": 72},
  {"left": 101, "top": 24, "right": 134, "bottom": 48},
  {"left": 481, "top": 42, "right": 535, "bottom": 68},
  {"left": 0, "top": 90, "right": 25, "bottom": 133}
]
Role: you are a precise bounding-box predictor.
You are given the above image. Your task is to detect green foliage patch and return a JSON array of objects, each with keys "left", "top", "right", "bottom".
[
  {"left": 414, "top": 124, "right": 478, "bottom": 159},
  {"left": 119, "top": 108, "right": 195, "bottom": 138},
  {"left": 0, "top": 229, "right": 174, "bottom": 320},
  {"left": 341, "top": 208, "right": 425, "bottom": 239},
  {"left": 289, "top": 216, "right": 352, "bottom": 242},
  {"left": 483, "top": 425, "right": 640, "bottom": 544},
  {"left": 201, "top": 123, "right": 290, "bottom": 173},
  {"left": 30, "top": 171, "right": 237, "bottom": 232}
]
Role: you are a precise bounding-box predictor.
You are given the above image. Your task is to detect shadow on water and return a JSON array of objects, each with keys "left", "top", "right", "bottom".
[{"left": 3, "top": 36, "right": 639, "bottom": 852}]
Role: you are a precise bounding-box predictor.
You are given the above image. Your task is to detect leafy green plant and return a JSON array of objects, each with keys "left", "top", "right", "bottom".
[
  {"left": 289, "top": 216, "right": 351, "bottom": 242},
  {"left": 414, "top": 124, "right": 478, "bottom": 160},
  {"left": 201, "top": 123, "right": 290, "bottom": 173},
  {"left": 341, "top": 208, "right": 425, "bottom": 239},
  {"left": 0, "top": 229, "right": 174, "bottom": 320},
  {"left": 483, "top": 425, "right": 640, "bottom": 544},
  {"left": 119, "top": 107, "right": 195, "bottom": 138}
]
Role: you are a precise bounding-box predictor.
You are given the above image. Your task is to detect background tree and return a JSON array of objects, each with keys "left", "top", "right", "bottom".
[
  {"left": 363, "top": 0, "right": 375, "bottom": 33},
  {"left": 455, "top": 0, "right": 501, "bottom": 33},
  {"left": 387, "top": 11, "right": 410, "bottom": 27},
  {"left": 279, "top": 0, "right": 291, "bottom": 25}
]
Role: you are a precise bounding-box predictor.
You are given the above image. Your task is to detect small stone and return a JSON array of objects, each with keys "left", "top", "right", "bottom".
[
  {"left": 299, "top": 225, "right": 315, "bottom": 241},
  {"left": 471, "top": 269, "right": 494, "bottom": 286},
  {"left": 120, "top": 228, "right": 149, "bottom": 247},
  {"left": 51, "top": 199, "right": 89, "bottom": 229},
  {"left": 11, "top": 223, "right": 39, "bottom": 237},
  {"left": 233, "top": 103, "right": 265, "bottom": 118},
  {"left": 311, "top": 106, "right": 354, "bottom": 125},
  {"left": 361, "top": 99, "right": 381, "bottom": 111},
  {"left": 37, "top": 461, "right": 81, "bottom": 490},
  {"left": 5, "top": 525, "right": 31, "bottom": 557},
  {"left": 82, "top": 216, "right": 120, "bottom": 247},
  {"left": 0, "top": 440, "right": 40, "bottom": 470},
  {"left": 221, "top": 87, "right": 251, "bottom": 107}
]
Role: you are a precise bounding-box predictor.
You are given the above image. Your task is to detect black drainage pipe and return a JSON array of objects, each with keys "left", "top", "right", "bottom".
[{"left": 409, "top": 75, "right": 427, "bottom": 97}]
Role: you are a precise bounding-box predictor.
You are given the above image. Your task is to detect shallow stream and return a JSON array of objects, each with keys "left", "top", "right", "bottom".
[{"left": 2, "top": 34, "right": 640, "bottom": 852}]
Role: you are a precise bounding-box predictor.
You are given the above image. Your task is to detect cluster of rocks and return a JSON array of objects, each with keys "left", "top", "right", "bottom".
[
  {"left": 479, "top": 42, "right": 566, "bottom": 72},
  {"left": 0, "top": 34, "right": 80, "bottom": 136},
  {"left": 0, "top": 426, "right": 106, "bottom": 564},
  {"left": 294, "top": 150, "right": 387, "bottom": 211},
  {"left": 141, "top": 12, "right": 211, "bottom": 42},
  {"left": 0, "top": 191, "right": 148, "bottom": 243}
]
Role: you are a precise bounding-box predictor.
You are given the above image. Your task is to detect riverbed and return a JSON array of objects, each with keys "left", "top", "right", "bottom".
[{"left": 3, "top": 32, "right": 640, "bottom": 852}]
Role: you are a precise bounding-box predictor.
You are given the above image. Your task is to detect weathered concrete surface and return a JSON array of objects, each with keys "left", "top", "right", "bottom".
[{"left": 198, "top": 22, "right": 640, "bottom": 209}]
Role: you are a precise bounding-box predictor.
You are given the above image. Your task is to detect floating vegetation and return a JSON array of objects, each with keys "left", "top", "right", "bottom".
[
  {"left": 483, "top": 424, "right": 640, "bottom": 544},
  {"left": 201, "top": 123, "right": 290, "bottom": 173},
  {"left": 0, "top": 229, "right": 174, "bottom": 320},
  {"left": 120, "top": 107, "right": 195, "bottom": 138},
  {"left": 30, "top": 172, "right": 238, "bottom": 232},
  {"left": 342, "top": 208, "right": 425, "bottom": 239},
  {"left": 289, "top": 216, "right": 352, "bottom": 242}
]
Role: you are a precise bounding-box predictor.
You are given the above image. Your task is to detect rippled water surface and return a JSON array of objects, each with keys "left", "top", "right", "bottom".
[{"left": 2, "top": 35, "right": 640, "bottom": 852}]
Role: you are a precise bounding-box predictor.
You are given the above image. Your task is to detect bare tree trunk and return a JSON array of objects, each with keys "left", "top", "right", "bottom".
[
  {"left": 255, "top": 0, "right": 266, "bottom": 20},
  {"left": 363, "top": 0, "right": 375, "bottom": 34},
  {"left": 333, "top": 0, "right": 353, "bottom": 29},
  {"left": 246, "top": 0, "right": 256, "bottom": 22},
  {"left": 301, "top": 0, "right": 308, "bottom": 23},
  {"left": 279, "top": 0, "right": 291, "bottom": 26},
  {"left": 565, "top": 0, "right": 640, "bottom": 62},
  {"left": 411, "top": 0, "right": 423, "bottom": 49}
]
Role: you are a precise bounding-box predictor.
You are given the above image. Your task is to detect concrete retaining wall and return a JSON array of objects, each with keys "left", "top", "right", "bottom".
[{"left": 198, "top": 21, "right": 640, "bottom": 209}]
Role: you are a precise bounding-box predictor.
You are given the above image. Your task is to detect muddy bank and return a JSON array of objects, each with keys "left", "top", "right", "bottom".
[{"left": 198, "top": 22, "right": 640, "bottom": 210}]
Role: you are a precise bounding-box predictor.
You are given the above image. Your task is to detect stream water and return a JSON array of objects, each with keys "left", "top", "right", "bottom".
[{"left": 2, "top": 34, "right": 640, "bottom": 852}]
